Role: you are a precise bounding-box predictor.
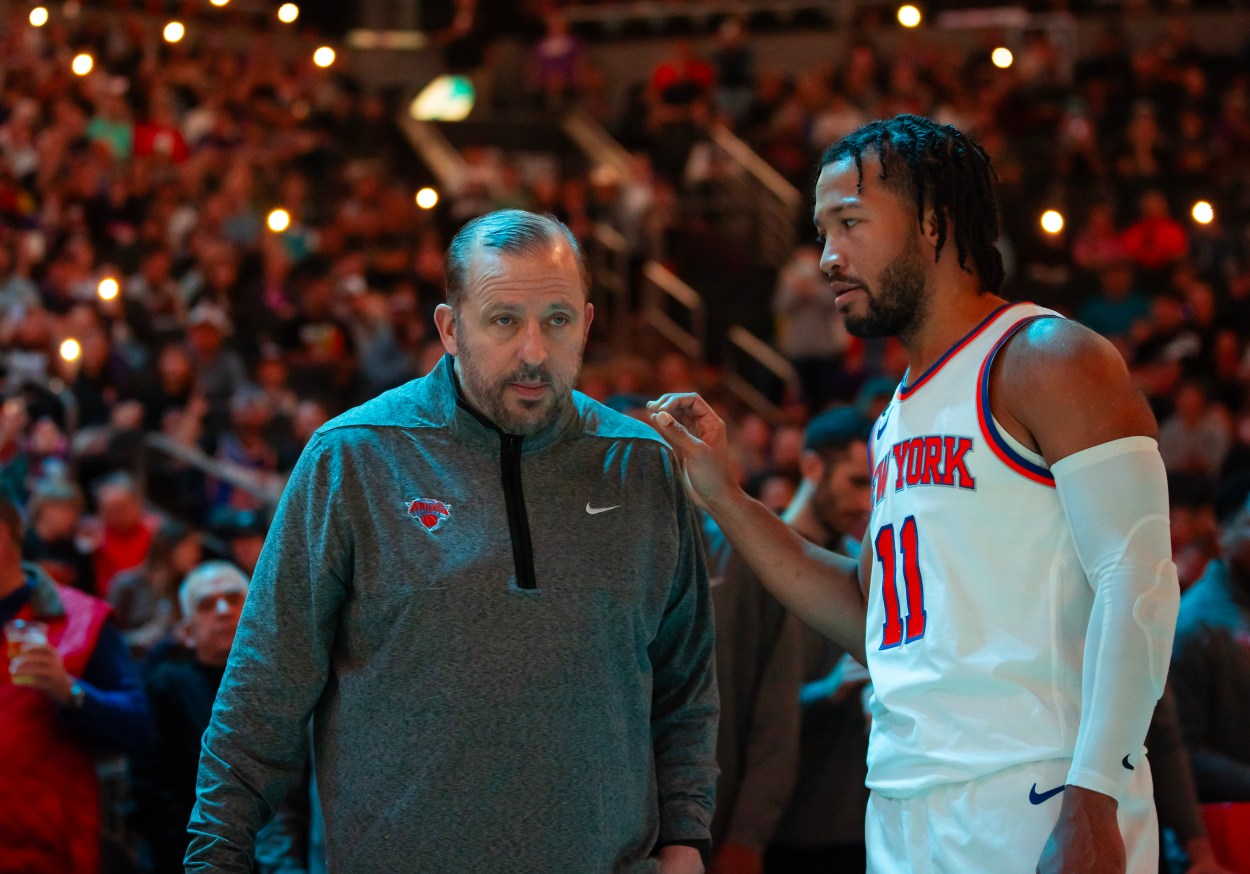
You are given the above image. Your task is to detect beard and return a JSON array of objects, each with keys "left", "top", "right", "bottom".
[
  {"left": 843, "top": 236, "right": 931, "bottom": 341},
  {"left": 455, "top": 334, "right": 580, "bottom": 437}
]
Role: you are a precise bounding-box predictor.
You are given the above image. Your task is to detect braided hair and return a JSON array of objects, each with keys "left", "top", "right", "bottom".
[{"left": 819, "top": 115, "right": 1005, "bottom": 295}]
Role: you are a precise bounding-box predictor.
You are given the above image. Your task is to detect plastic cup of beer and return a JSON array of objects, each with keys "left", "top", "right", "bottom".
[{"left": 5, "top": 619, "right": 48, "bottom": 684}]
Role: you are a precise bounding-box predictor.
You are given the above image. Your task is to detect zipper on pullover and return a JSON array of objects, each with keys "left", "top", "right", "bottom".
[{"left": 500, "top": 433, "right": 538, "bottom": 590}]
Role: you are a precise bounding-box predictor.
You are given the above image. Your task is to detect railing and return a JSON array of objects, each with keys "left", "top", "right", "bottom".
[
  {"left": 395, "top": 114, "right": 467, "bottom": 190},
  {"left": 693, "top": 124, "right": 802, "bottom": 270},
  {"left": 141, "top": 433, "right": 284, "bottom": 509},
  {"left": 640, "top": 262, "right": 706, "bottom": 363},
  {"left": 723, "top": 325, "right": 799, "bottom": 425},
  {"left": 560, "top": 1, "right": 842, "bottom": 32},
  {"left": 588, "top": 223, "right": 633, "bottom": 349},
  {"left": 561, "top": 108, "right": 635, "bottom": 186}
]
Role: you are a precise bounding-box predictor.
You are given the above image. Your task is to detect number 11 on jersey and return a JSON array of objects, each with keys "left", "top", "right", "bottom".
[{"left": 875, "top": 516, "right": 927, "bottom": 649}]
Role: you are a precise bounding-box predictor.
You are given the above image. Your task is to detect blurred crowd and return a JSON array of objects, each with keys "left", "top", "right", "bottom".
[{"left": 1, "top": 2, "right": 1250, "bottom": 873}]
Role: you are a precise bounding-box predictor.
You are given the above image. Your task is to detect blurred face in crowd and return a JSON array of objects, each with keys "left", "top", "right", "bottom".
[
  {"left": 229, "top": 533, "right": 265, "bottom": 577},
  {"left": 809, "top": 440, "right": 873, "bottom": 540},
  {"left": 757, "top": 474, "right": 797, "bottom": 515},
  {"left": 436, "top": 241, "right": 592, "bottom": 436},
  {"left": 815, "top": 153, "right": 933, "bottom": 341},
  {"left": 182, "top": 570, "right": 248, "bottom": 668},
  {"left": 171, "top": 533, "right": 203, "bottom": 578},
  {"left": 97, "top": 483, "right": 142, "bottom": 534},
  {"left": 188, "top": 322, "right": 225, "bottom": 356},
  {"left": 158, "top": 344, "right": 193, "bottom": 389},
  {"left": 33, "top": 498, "right": 81, "bottom": 541}
]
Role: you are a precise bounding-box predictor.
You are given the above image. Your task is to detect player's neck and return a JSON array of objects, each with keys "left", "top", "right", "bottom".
[{"left": 902, "top": 288, "right": 1008, "bottom": 380}]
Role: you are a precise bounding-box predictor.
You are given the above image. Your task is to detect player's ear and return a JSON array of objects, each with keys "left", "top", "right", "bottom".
[{"left": 921, "top": 208, "right": 941, "bottom": 252}]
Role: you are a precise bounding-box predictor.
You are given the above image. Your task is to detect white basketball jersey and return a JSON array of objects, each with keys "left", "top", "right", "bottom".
[{"left": 864, "top": 302, "right": 1093, "bottom": 797}]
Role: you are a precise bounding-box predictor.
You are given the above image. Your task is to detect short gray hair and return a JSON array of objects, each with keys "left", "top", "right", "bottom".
[
  {"left": 178, "top": 560, "right": 249, "bottom": 618},
  {"left": 444, "top": 209, "right": 590, "bottom": 309}
]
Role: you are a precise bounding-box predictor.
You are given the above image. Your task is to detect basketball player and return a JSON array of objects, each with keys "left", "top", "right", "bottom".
[{"left": 650, "top": 115, "right": 1179, "bottom": 873}]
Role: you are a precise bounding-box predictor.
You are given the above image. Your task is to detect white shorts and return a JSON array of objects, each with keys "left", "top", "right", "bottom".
[{"left": 865, "top": 758, "right": 1157, "bottom": 874}]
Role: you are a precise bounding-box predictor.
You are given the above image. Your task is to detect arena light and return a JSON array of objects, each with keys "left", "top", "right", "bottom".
[
  {"left": 71, "top": 53, "right": 93, "bottom": 76},
  {"left": 277, "top": 3, "right": 299, "bottom": 24},
  {"left": 29, "top": 6, "right": 49, "bottom": 27},
  {"left": 1191, "top": 201, "right": 1214, "bottom": 225},
  {"left": 60, "top": 338, "right": 81, "bottom": 362},
  {"left": 313, "top": 46, "right": 336, "bottom": 68},
  {"left": 97, "top": 277, "right": 119, "bottom": 301},
  {"left": 897, "top": 5, "right": 922, "bottom": 27},
  {"left": 415, "top": 188, "right": 439, "bottom": 209},
  {"left": 267, "top": 208, "right": 292, "bottom": 233},
  {"left": 163, "top": 21, "right": 185, "bottom": 43},
  {"left": 1040, "top": 210, "right": 1064, "bottom": 235},
  {"left": 210, "top": 0, "right": 230, "bottom": 6},
  {"left": 409, "top": 75, "right": 475, "bottom": 122},
  {"left": 991, "top": 47, "right": 1013, "bottom": 69}
]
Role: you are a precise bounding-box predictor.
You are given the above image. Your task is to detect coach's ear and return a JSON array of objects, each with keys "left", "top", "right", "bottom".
[{"left": 434, "top": 303, "right": 458, "bottom": 357}]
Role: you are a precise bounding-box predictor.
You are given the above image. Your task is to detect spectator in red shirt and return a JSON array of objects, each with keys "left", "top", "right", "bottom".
[
  {"left": 1121, "top": 189, "right": 1189, "bottom": 272},
  {"left": 133, "top": 100, "right": 190, "bottom": 165},
  {"left": 84, "top": 473, "right": 157, "bottom": 598},
  {"left": 651, "top": 39, "right": 716, "bottom": 105}
]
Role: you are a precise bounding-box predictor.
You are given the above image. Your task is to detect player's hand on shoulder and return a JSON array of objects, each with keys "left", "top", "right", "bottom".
[
  {"left": 648, "top": 393, "right": 737, "bottom": 508},
  {"left": 994, "top": 317, "right": 1157, "bottom": 466},
  {"left": 1036, "top": 786, "right": 1124, "bottom": 874}
]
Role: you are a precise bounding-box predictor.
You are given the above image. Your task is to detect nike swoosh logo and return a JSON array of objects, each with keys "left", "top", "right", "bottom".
[
  {"left": 585, "top": 503, "right": 621, "bottom": 515},
  {"left": 1029, "top": 783, "right": 1066, "bottom": 805},
  {"left": 876, "top": 405, "right": 893, "bottom": 439},
  {"left": 1122, "top": 755, "right": 1135, "bottom": 771}
]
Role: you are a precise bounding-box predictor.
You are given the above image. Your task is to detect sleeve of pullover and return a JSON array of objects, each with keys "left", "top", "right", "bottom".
[
  {"left": 723, "top": 600, "right": 802, "bottom": 850},
  {"left": 1145, "top": 684, "right": 1205, "bottom": 844},
  {"left": 649, "top": 466, "right": 720, "bottom": 846},
  {"left": 1170, "top": 622, "right": 1250, "bottom": 801},
  {"left": 186, "top": 434, "right": 351, "bottom": 872}
]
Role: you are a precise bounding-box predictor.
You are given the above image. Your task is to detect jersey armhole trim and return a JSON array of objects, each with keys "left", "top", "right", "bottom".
[{"left": 976, "top": 315, "right": 1058, "bottom": 487}]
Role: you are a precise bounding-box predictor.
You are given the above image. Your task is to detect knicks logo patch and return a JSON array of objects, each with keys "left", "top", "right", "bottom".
[{"left": 405, "top": 497, "right": 451, "bottom": 532}]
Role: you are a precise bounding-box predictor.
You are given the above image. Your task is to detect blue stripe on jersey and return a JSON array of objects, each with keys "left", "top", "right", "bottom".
[
  {"left": 976, "top": 315, "right": 1058, "bottom": 485},
  {"left": 899, "top": 302, "right": 1022, "bottom": 400}
]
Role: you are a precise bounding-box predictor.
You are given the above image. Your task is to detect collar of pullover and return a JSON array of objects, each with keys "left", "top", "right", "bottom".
[{"left": 434, "top": 354, "right": 578, "bottom": 455}]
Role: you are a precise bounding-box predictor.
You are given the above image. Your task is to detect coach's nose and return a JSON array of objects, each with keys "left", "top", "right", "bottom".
[{"left": 517, "top": 318, "right": 549, "bottom": 368}]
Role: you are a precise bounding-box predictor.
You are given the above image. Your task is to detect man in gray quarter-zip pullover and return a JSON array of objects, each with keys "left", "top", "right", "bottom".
[{"left": 186, "top": 210, "right": 718, "bottom": 874}]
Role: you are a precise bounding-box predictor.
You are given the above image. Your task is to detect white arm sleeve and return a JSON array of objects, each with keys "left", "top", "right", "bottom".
[{"left": 1051, "top": 435, "right": 1180, "bottom": 802}]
